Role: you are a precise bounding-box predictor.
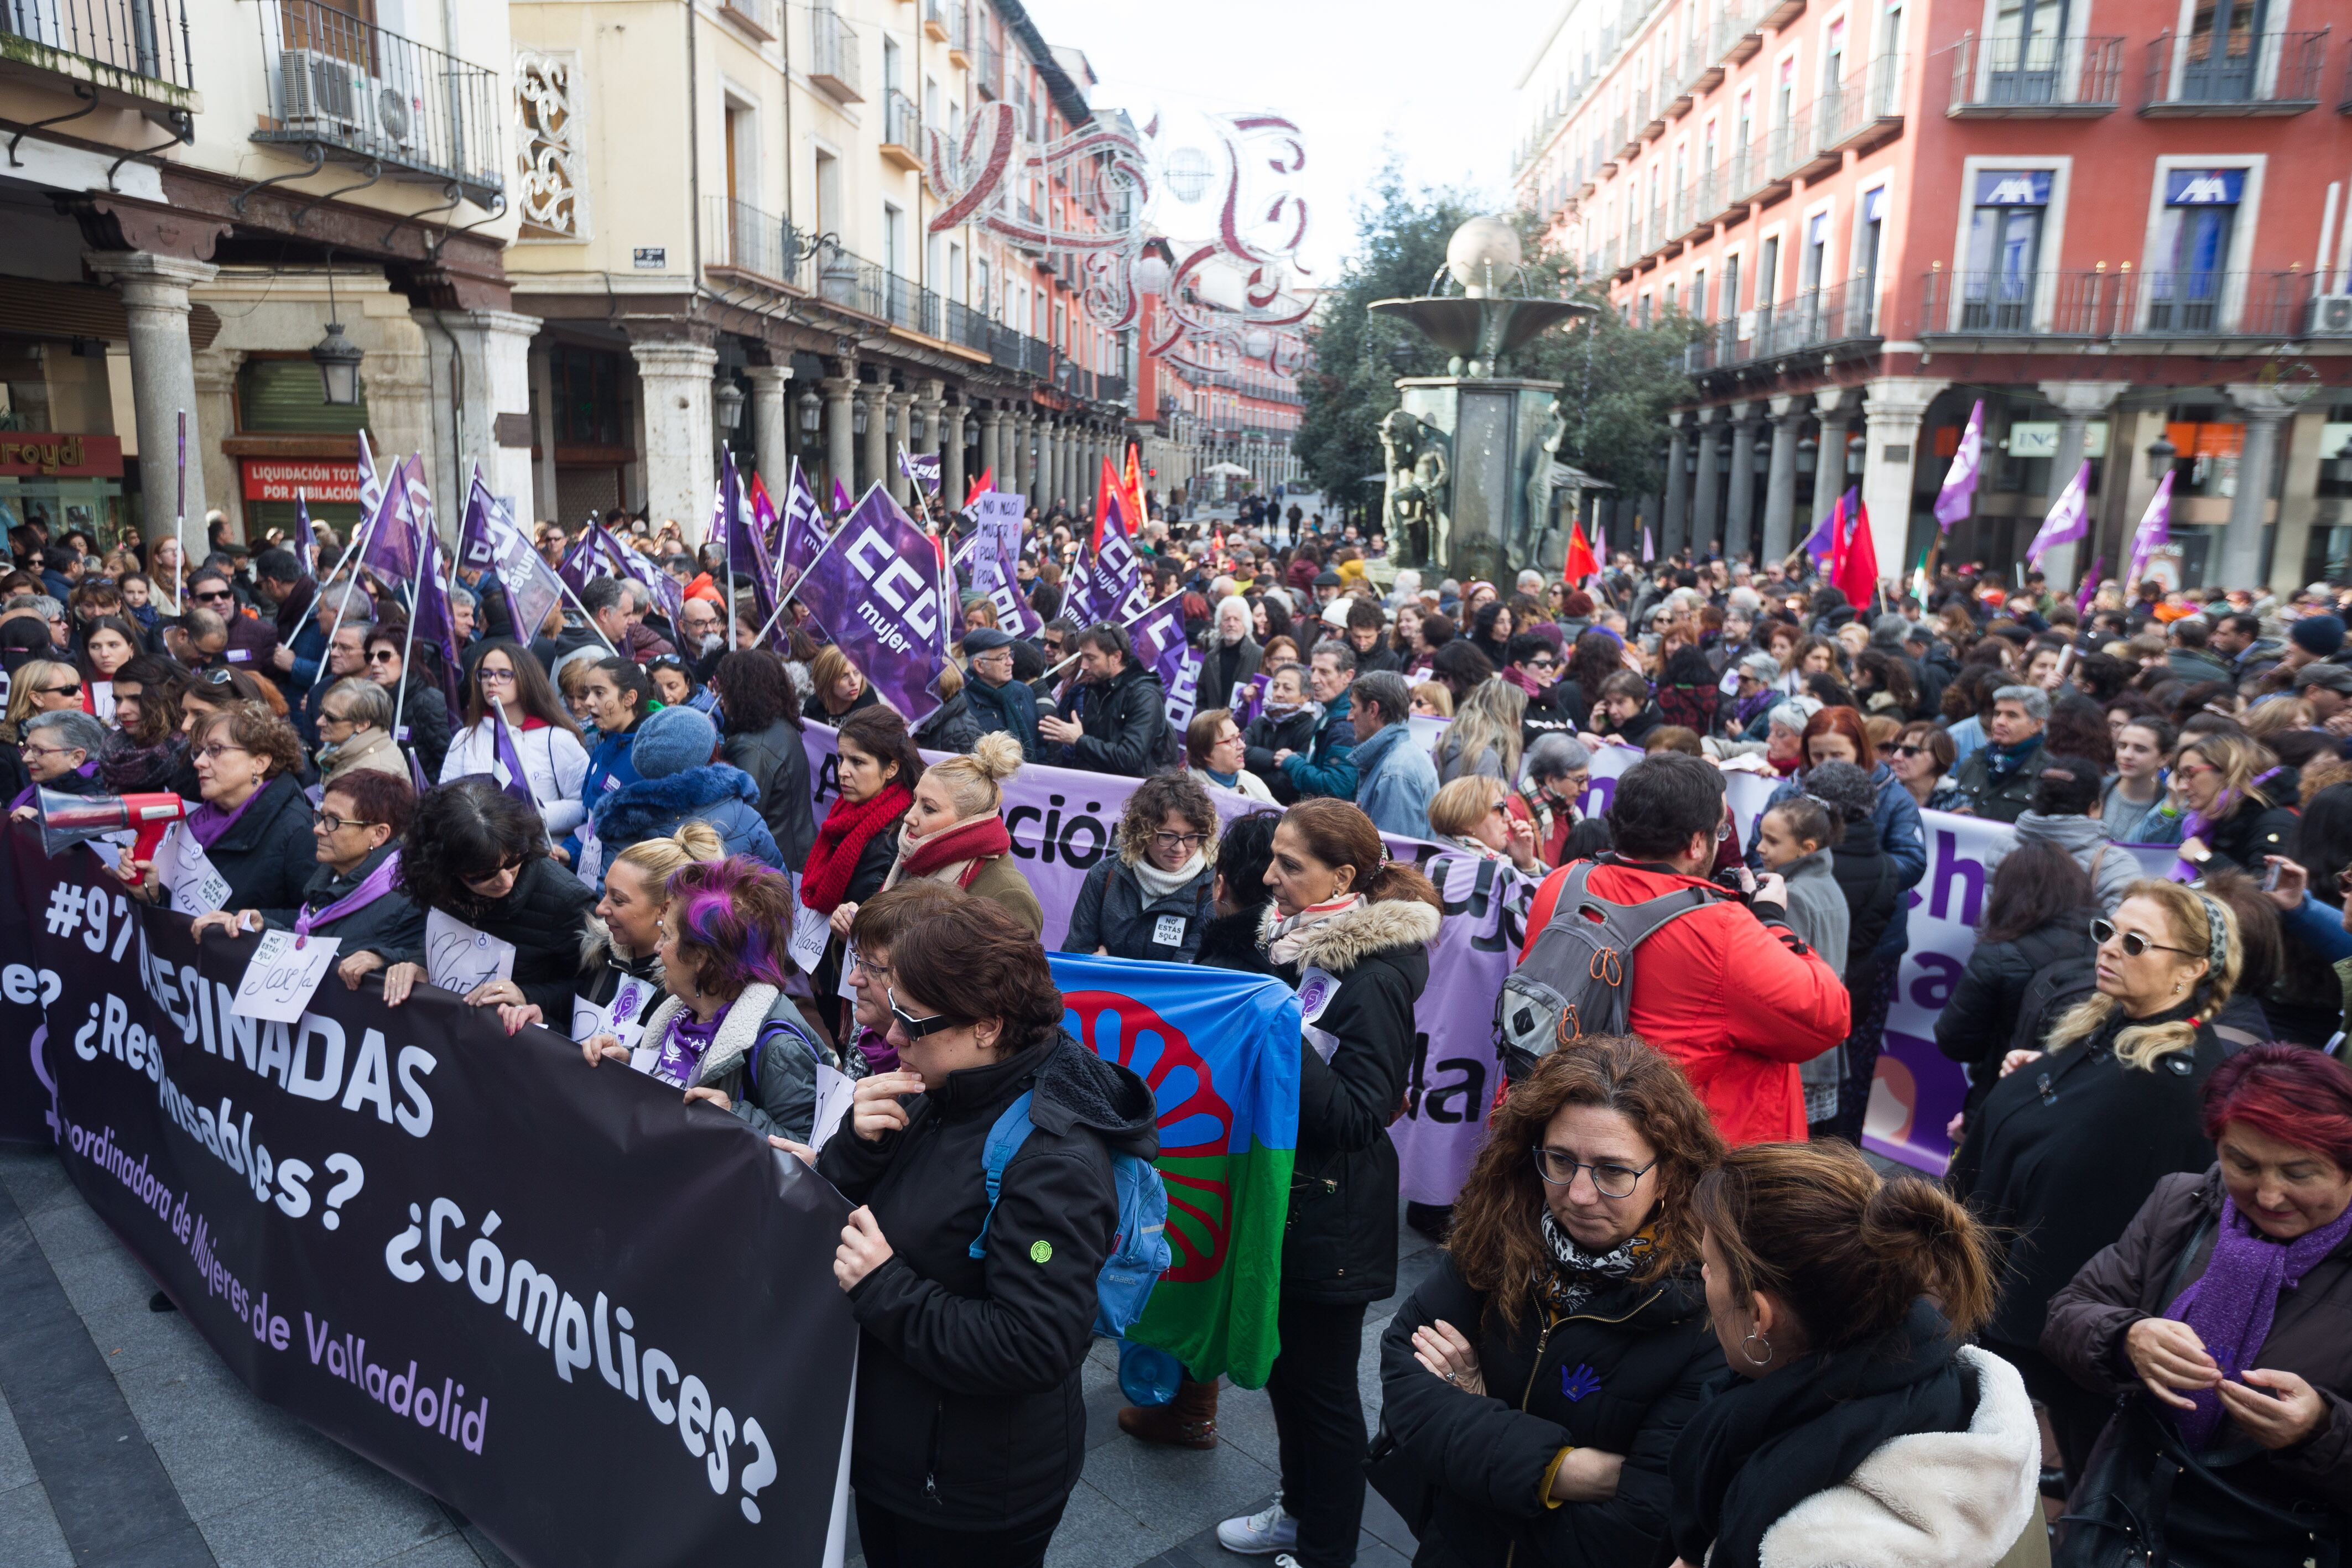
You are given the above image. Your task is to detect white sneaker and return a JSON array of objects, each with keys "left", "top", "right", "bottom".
[{"left": 1216, "top": 1497, "right": 1298, "bottom": 1555}]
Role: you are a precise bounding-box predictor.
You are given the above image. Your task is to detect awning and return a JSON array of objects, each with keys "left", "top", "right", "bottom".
[{"left": 0, "top": 274, "right": 222, "bottom": 351}]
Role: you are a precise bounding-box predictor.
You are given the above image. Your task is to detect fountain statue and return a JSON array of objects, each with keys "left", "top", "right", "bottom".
[{"left": 1370, "top": 218, "right": 1595, "bottom": 584}]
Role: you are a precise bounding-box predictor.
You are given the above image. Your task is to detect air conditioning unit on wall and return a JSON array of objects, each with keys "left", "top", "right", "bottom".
[
  {"left": 278, "top": 48, "right": 361, "bottom": 134},
  {"left": 2312, "top": 294, "right": 2352, "bottom": 336}
]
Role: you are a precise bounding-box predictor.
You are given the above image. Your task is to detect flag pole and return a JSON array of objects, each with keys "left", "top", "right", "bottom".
[
  {"left": 745, "top": 520, "right": 850, "bottom": 648},
  {"left": 1039, "top": 587, "right": 1187, "bottom": 681},
  {"left": 389, "top": 484, "right": 436, "bottom": 748}
]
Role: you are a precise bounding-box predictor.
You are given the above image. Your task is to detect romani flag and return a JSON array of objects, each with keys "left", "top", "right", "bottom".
[{"left": 1048, "top": 952, "right": 1300, "bottom": 1388}]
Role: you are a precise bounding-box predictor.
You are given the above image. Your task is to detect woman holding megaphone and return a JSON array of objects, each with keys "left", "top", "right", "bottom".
[{"left": 118, "top": 702, "right": 314, "bottom": 918}]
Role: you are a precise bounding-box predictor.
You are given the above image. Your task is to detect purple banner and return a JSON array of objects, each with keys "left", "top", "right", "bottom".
[
  {"left": 793, "top": 486, "right": 950, "bottom": 728},
  {"left": 778, "top": 461, "right": 827, "bottom": 594}
]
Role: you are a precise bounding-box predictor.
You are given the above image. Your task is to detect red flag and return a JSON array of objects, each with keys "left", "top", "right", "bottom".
[
  {"left": 1091, "top": 455, "right": 1120, "bottom": 551},
  {"left": 1833, "top": 499, "right": 1881, "bottom": 610},
  {"left": 964, "top": 466, "right": 995, "bottom": 507},
  {"left": 1123, "top": 443, "right": 1149, "bottom": 531},
  {"left": 1562, "top": 523, "right": 1598, "bottom": 584}
]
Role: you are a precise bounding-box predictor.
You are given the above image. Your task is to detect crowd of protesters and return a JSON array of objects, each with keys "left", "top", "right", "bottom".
[{"left": 6, "top": 489, "right": 2349, "bottom": 1568}]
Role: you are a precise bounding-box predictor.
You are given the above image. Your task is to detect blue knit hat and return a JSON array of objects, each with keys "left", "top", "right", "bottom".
[
  {"left": 2291, "top": 614, "right": 2345, "bottom": 658},
  {"left": 631, "top": 704, "right": 719, "bottom": 780}
]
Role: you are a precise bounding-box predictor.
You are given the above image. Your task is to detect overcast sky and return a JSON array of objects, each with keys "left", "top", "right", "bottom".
[{"left": 1020, "top": 0, "right": 1558, "bottom": 284}]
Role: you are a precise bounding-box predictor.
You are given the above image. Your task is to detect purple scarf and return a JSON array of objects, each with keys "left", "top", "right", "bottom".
[
  {"left": 295, "top": 851, "right": 402, "bottom": 941},
  {"left": 8, "top": 760, "right": 96, "bottom": 814},
  {"left": 652, "top": 1009, "right": 722, "bottom": 1087},
  {"left": 2166, "top": 1192, "right": 2352, "bottom": 1448},
  {"left": 2171, "top": 767, "right": 2284, "bottom": 883},
  {"left": 185, "top": 784, "right": 266, "bottom": 850}
]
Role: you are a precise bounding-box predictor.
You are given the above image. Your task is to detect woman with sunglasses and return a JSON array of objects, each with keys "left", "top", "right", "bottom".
[
  {"left": 1378, "top": 1039, "right": 1727, "bottom": 1568},
  {"left": 579, "top": 856, "right": 834, "bottom": 1141},
  {"left": 1884, "top": 721, "right": 1955, "bottom": 810},
  {"left": 365, "top": 778, "right": 598, "bottom": 1020},
  {"left": 1217, "top": 800, "right": 1443, "bottom": 1564},
  {"left": 190, "top": 770, "right": 424, "bottom": 989},
  {"left": 780, "top": 894, "right": 1158, "bottom": 1566},
  {"left": 0, "top": 657, "right": 86, "bottom": 804},
  {"left": 1061, "top": 772, "right": 1220, "bottom": 962},
  {"left": 1948, "top": 880, "right": 2245, "bottom": 1486},
  {"left": 123, "top": 701, "right": 314, "bottom": 918},
  {"left": 362, "top": 624, "right": 451, "bottom": 781},
  {"left": 436, "top": 640, "right": 591, "bottom": 843}
]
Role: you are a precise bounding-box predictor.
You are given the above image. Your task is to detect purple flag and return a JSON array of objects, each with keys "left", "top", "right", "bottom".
[
  {"left": 358, "top": 456, "right": 422, "bottom": 590},
  {"left": 898, "top": 447, "right": 941, "bottom": 498},
  {"left": 2026, "top": 461, "right": 2091, "bottom": 568},
  {"left": 716, "top": 450, "right": 777, "bottom": 640},
  {"left": 830, "top": 477, "right": 853, "bottom": 516},
  {"left": 1069, "top": 494, "right": 1147, "bottom": 627},
  {"left": 1642, "top": 524, "right": 1655, "bottom": 562},
  {"left": 295, "top": 492, "right": 315, "bottom": 579},
  {"left": 2126, "top": 470, "right": 2176, "bottom": 590},
  {"left": 407, "top": 747, "right": 430, "bottom": 798},
  {"left": 459, "top": 473, "right": 565, "bottom": 643},
  {"left": 2075, "top": 556, "right": 2106, "bottom": 617},
  {"left": 407, "top": 531, "right": 465, "bottom": 718},
  {"left": 1803, "top": 489, "right": 1854, "bottom": 564},
  {"left": 1934, "top": 399, "right": 1985, "bottom": 532},
  {"left": 791, "top": 484, "right": 949, "bottom": 727},
  {"left": 487, "top": 701, "right": 537, "bottom": 809},
  {"left": 1125, "top": 592, "right": 1200, "bottom": 724},
  {"left": 777, "top": 460, "right": 827, "bottom": 593},
  {"left": 355, "top": 431, "right": 384, "bottom": 525}
]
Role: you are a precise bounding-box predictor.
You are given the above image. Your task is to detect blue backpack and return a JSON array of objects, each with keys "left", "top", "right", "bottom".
[{"left": 969, "top": 1090, "right": 1170, "bottom": 1338}]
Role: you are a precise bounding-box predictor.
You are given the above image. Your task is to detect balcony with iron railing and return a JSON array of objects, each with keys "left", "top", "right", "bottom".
[
  {"left": 971, "top": 38, "right": 1000, "bottom": 97},
  {"left": 2142, "top": 30, "right": 2326, "bottom": 114},
  {"left": 253, "top": 0, "right": 502, "bottom": 206},
  {"left": 1918, "top": 267, "right": 2324, "bottom": 338},
  {"left": 945, "top": 0, "right": 968, "bottom": 62},
  {"left": 922, "top": 0, "right": 951, "bottom": 45},
  {"left": 880, "top": 88, "right": 922, "bottom": 170},
  {"left": 809, "top": 4, "right": 861, "bottom": 102},
  {"left": 1947, "top": 32, "right": 2124, "bottom": 114},
  {"left": 1817, "top": 51, "right": 1905, "bottom": 154},
  {"left": 1, "top": 0, "right": 196, "bottom": 112},
  {"left": 1682, "top": 165, "right": 1724, "bottom": 236},
  {"left": 1684, "top": 279, "right": 1879, "bottom": 371},
  {"left": 1764, "top": 104, "right": 1838, "bottom": 185},
  {"left": 704, "top": 195, "right": 809, "bottom": 290}
]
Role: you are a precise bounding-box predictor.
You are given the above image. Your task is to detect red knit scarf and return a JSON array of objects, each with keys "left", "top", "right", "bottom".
[
  {"left": 898, "top": 812, "right": 1012, "bottom": 887},
  {"left": 802, "top": 783, "right": 911, "bottom": 913}
]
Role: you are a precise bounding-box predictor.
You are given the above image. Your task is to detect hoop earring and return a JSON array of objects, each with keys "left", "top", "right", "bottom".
[{"left": 1741, "top": 1330, "right": 1773, "bottom": 1367}]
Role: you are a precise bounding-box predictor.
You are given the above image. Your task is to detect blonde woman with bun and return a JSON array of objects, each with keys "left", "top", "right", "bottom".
[
  {"left": 501, "top": 821, "right": 726, "bottom": 1045},
  {"left": 882, "top": 731, "right": 1042, "bottom": 934}
]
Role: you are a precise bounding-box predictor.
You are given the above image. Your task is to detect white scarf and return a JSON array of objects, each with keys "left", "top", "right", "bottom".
[
  {"left": 1130, "top": 850, "right": 1205, "bottom": 900},
  {"left": 1266, "top": 894, "right": 1364, "bottom": 966}
]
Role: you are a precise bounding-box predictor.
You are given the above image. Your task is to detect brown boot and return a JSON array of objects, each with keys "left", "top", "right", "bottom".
[{"left": 1116, "top": 1377, "right": 1219, "bottom": 1449}]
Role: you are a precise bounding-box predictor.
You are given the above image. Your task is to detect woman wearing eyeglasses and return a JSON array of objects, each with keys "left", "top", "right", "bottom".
[
  {"left": 783, "top": 894, "right": 1158, "bottom": 1566},
  {"left": 1061, "top": 772, "right": 1220, "bottom": 962},
  {"left": 2172, "top": 732, "right": 2298, "bottom": 879},
  {"left": 6, "top": 709, "right": 108, "bottom": 814},
  {"left": 191, "top": 770, "right": 424, "bottom": 988},
  {"left": 362, "top": 625, "right": 451, "bottom": 781},
  {"left": 1377, "top": 1039, "right": 1727, "bottom": 1568},
  {"left": 579, "top": 856, "right": 833, "bottom": 1142},
  {"left": 124, "top": 702, "right": 314, "bottom": 917},
  {"left": 1216, "top": 800, "right": 1442, "bottom": 1565},
  {"left": 1947, "top": 881, "right": 2244, "bottom": 1485},
  {"left": 365, "top": 778, "right": 597, "bottom": 1020},
  {"left": 436, "top": 640, "right": 591, "bottom": 843}
]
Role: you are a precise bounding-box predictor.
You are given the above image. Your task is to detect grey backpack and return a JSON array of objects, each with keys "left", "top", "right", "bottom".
[{"left": 1496, "top": 861, "right": 1716, "bottom": 1081}]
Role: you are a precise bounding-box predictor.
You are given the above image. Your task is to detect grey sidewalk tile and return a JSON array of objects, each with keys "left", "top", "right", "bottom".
[
  {"left": 0, "top": 1387, "right": 37, "bottom": 1494},
  {"left": 148, "top": 1404, "right": 348, "bottom": 1523},
  {"left": 196, "top": 1467, "right": 455, "bottom": 1568},
  {"left": 45, "top": 1239, "right": 163, "bottom": 1319},
  {"left": 382, "top": 1534, "right": 498, "bottom": 1568},
  {"left": 110, "top": 1354, "right": 253, "bottom": 1445},
  {"left": 0, "top": 1480, "right": 72, "bottom": 1568},
  {"left": 76, "top": 1295, "right": 211, "bottom": 1380}
]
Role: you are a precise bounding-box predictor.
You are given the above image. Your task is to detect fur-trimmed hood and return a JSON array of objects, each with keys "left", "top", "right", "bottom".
[
  {"left": 635, "top": 981, "right": 780, "bottom": 1091},
  {"left": 591, "top": 762, "right": 760, "bottom": 843},
  {"left": 1757, "top": 1346, "right": 2042, "bottom": 1568},
  {"left": 1255, "top": 894, "right": 1441, "bottom": 974}
]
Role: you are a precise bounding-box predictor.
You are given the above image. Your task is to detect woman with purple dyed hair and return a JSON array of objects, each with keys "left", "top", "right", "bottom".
[{"left": 581, "top": 853, "right": 836, "bottom": 1142}]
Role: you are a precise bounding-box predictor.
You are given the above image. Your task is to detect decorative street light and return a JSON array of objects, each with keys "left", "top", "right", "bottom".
[
  {"left": 309, "top": 254, "right": 364, "bottom": 407},
  {"left": 714, "top": 377, "right": 746, "bottom": 433},
  {"left": 798, "top": 387, "right": 821, "bottom": 433},
  {"left": 2145, "top": 432, "right": 2179, "bottom": 481}
]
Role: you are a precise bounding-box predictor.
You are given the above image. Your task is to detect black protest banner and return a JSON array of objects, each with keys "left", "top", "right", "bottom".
[{"left": 0, "top": 827, "right": 857, "bottom": 1568}]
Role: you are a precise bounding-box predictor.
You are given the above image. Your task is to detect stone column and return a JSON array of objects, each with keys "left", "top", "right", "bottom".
[
  {"left": 1045, "top": 418, "right": 1066, "bottom": 508},
  {"left": 627, "top": 337, "right": 719, "bottom": 539},
  {"left": 1662, "top": 412, "right": 1691, "bottom": 559},
  {"left": 2219, "top": 383, "right": 2296, "bottom": 591},
  {"left": 1761, "top": 394, "right": 1805, "bottom": 565},
  {"left": 529, "top": 344, "right": 561, "bottom": 523},
  {"left": 189, "top": 348, "right": 241, "bottom": 540},
  {"left": 87, "top": 251, "right": 219, "bottom": 543},
  {"left": 858, "top": 382, "right": 889, "bottom": 501},
  {"left": 2032, "top": 381, "right": 2129, "bottom": 591},
  {"left": 415, "top": 308, "right": 543, "bottom": 536},
  {"left": 1723, "top": 403, "right": 1759, "bottom": 564},
  {"left": 746, "top": 364, "right": 794, "bottom": 500},
  {"left": 821, "top": 361, "right": 857, "bottom": 507},
  {"left": 1012, "top": 407, "right": 1035, "bottom": 504},
  {"left": 1690, "top": 406, "right": 1724, "bottom": 555},
  {"left": 914, "top": 379, "right": 946, "bottom": 512},
  {"left": 978, "top": 404, "right": 1004, "bottom": 493},
  {"left": 941, "top": 404, "right": 967, "bottom": 510},
  {"left": 1811, "top": 387, "right": 1857, "bottom": 529},
  {"left": 2272, "top": 410, "right": 2328, "bottom": 597},
  {"left": 882, "top": 388, "right": 914, "bottom": 504},
  {"left": 1859, "top": 376, "right": 1950, "bottom": 593}
]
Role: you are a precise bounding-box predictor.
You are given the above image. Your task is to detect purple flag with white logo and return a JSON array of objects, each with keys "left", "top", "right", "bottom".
[
  {"left": 717, "top": 450, "right": 776, "bottom": 640},
  {"left": 897, "top": 446, "right": 941, "bottom": 498},
  {"left": 1069, "top": 494, "right": 1147, "bottom": 627},
  {"left": 1125, "top": 591, "right": 1200, "bottom": 725},
  {"left": 358, "top": 456, "right": 421, "bottom": 591},
  {"left": 2075, "top": 556, "right": 2106, "bottom": 617},
  {"left": 791, "top": 484, "right": 949, "bottom": 727},
  {"left": 1934, "top": 399, "right": 1985, "bottom": 532},
  {"left": 408, "top": 530, "right": 465, "bottom": 716},
  {"left": 830, "top": 477, "right": 853, "bottom": 516},
  {"left": 1803, "top": 488, "right": 1855, "bottom": 565},
  {"left": 777, "top": 460, "right": 827, "bottom": 594},
  {"left": 2026, "top": 461, "right": 2091, "bottom": 569},
  {"left": 487, "top": 701, "right": 538, "bottom": 809},
  {"left": 2127, "top": 470, "right": 2176, "bottom": 591},
  {"left": 459, "top": 472, "right": 565, "bottom": 643}
]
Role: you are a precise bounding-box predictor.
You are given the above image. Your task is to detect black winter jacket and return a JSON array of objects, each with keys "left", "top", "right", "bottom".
[
  {"left": 258, "top": 843, "right": 425, "bottom": 962},
  {"left": 815, "top": 1030, "right": 1158, "bottom": 1528},
  {"left": 1061, "top": 856, "right": 1215, "bottom": 962},
  {"left": 1828, "top": 814, "right": 1900, "bottom": 982},
  {"left": 1265, "top": 895, "right": 1440, "bottom": 1305},
  {"left": 963, "top": 675, "right": 1041, "bottom": 762},
  {"left": 2200, "top": 792, "right": 2299, "bottom": 876},
  {"left": 199, "top": 772, "right": 320, "bottom": 918},
  {"left": 391, "top": 678, "right": 451, "bottom": 782},
  {"left": 1050, "top": 661, "right": 1167, "bottom": 777},
  {"left": 1933, "top": 913, "right": 2096, "bottom": 1113},
  {"left": 913, "top": 689, "right": 985, "bottom": 753},
  {"left": 720, "top": 716, "right": 816, "bottom": 868},
  {"left": 1381, "top": 1254, "right": 1726, "bottom": 1568},
  {"left": 419, "top": 854, "right": 598, "bottom": 1019},
  {"left": 1242, "top": 706, "right": 1319, "bottom": 805}
]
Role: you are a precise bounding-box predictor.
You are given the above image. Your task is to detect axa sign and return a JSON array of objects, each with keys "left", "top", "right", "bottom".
[{"left": 2165, "top": 169, "right": 2245, "bottom": 207}]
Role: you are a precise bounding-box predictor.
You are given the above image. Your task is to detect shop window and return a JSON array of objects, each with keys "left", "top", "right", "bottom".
[{"left": 550, "top": 344, "right": 627, "bottom": 449}]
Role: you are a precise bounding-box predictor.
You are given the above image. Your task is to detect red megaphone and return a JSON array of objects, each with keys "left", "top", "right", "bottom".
[{"left": 35, "top": 789, "right": 188, "bottom": 864}]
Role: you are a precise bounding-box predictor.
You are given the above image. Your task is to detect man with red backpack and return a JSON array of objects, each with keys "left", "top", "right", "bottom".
[{"left": 1509, "top": 753, "right": 1849, "bottom": 1144}]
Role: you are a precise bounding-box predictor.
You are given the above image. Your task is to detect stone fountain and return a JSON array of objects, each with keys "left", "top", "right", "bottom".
[{"left": 1370, "top": 217, "right": 1596, "bottom": 584}]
